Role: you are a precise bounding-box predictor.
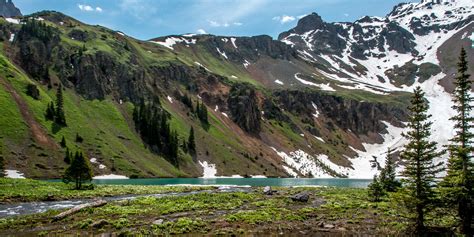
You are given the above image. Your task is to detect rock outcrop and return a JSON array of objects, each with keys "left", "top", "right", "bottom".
[
  {"left": 0, "top": 0, "right": 21, "bottom": 18},
  {"left": 227, "top": 83, "right": 261, "bottom": 134}
]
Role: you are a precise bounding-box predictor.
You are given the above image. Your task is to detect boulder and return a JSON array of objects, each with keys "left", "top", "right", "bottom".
[
  {"left": 263, "top": 186, "right": 277, "bottom": 195},
  {"left": 153, "top": 219, "right": 164, "bottom": 225},
  {"left": 291, "top": 191, "right": 310, "bottom": 202}
]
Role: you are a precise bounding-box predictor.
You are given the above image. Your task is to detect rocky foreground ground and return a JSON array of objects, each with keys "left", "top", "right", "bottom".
[{"left": 0, "top": 179, "right": 458, "bottom": 236}]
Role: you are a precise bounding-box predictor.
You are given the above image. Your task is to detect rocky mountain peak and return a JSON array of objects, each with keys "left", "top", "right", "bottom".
[
  {"left": 0, "top": 0, "right": 21, "bottom": 18},
  {"left": 294, "top": 13, "right": 324, "bottom": 32}
]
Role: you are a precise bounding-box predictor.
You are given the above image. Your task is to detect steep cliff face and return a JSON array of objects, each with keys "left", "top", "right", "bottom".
[
  {"left": 0, "top": 0, "right": 21, "bottom": 18},
  {"left": 273, "top": 90, "right": 408, "bottom": 136},
  {"left": 227, "top": 83, "right": 261, "bottom": 134}
]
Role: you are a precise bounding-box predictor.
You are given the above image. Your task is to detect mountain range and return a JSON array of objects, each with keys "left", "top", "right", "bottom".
[{"left": 0, "top": 0, "right": 472, "bottom": 179}]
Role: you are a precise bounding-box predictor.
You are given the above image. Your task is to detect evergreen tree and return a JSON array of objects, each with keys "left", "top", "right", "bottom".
[
  {"left": 182, "top": 140, "right": 188, "bottom": 153},
  {"left": 399, "top": 86, "right": 444, "bottom": 233},
  {"left": 63, "top": 151, "right": 93, "bottom": 190},
  {"left": 45, "top": 101, "right": 55, "bottom": 121},
  {"left": 441, "top": 48, "right": 474, "bottom": 235},
  {"left": 75, "top": 133, "right": 84, "bottom": 143},
  {"left": 0, "top": 155, "right": 4, "bottom": 178},
  {"left": 187, "top": 126, "right": 196, "bottom": 155},
  {"left": 200, "top": 102, "right": 208, "bottom": 124},
  {"left": 64, "top": 148, "right": 71, "bottom": 164},
  {"left": 368, "top": 174, "right": 385, "bottom": 202},
  {"left": 54, "top": 84, "right": 66, "bottom": 126},
  {"left": 60, "top": 136, "right": 67, "bottom": 148},
  {"left": 380, "top": 148, "right": 401, "bottom": 192}
]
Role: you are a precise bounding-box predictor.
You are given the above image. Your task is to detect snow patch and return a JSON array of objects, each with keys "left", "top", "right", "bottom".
[
  {"left": 283, "top": 165, "right": 298, "bottom": 177},
  {"left": 194, "top": 62, "right": 212, "bottom": 72},
  {"left": 230, "top": 38, "right": 238, "bottom": 48},
  {"left": 312, "top": 102, "right": 320, "bottom": 118},
  {"left": 271, "top": 148, "right": 347, "bottom": 178},
  {"left": 5, "top": 18, "right": 20, "bottom": 24},
  {"left": 9, "top": 33, "right": 14, "bottom": 42},
  {"left": 167, "top": 95, "right": 173, "bottom": 103},
  {"left": 243, "top": 60, "right": 251, "bottom": 68},
  {"left": 198, "top": 160, "right": 217, "bottom": 178},
  {"left": 294, "top": 73, "right": 336, "bottom": 92},
  {"left": 251, "top": 175, "right": 267, "bottom": 178},
  {"left": 93, "top": 174, "right": 129, "bottom": 180},
  {"left": 151, "top": 37, "right": 196, "bottom": 50},
  {"left": 216, "top": 47, "right": 228, "bottom": 59},
  {"left": 275, "top": 80, "right": 284, "bottom": 85},
  {"left": 221, "top": 112, "right": 229, "bottom": 118},
  {"left": 4, "top": 170, "right": 25, "bottom": 179},
  {"left": 314, "top": 136, "right": 325, "bottom": 143},
  {"left": 349, "top": 121, "right": 406, "bottom": 179}
]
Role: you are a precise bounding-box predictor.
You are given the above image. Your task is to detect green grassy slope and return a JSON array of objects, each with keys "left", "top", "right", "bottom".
[{"left": 0, "top": 50, "right": 184, "bottom": 178}]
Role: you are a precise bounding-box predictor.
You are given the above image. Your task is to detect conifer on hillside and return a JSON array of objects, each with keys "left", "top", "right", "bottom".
[
  {"left": 399, "top": 86, "right": 444, "bottom": 233},
  {"left": 441, "top": 48, "right": 474, "bottom": 235}
]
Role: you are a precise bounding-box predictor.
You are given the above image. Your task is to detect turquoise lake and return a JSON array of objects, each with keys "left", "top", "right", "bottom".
[{"left": 87, "top": 178, "right": 372, "bottom": 188}]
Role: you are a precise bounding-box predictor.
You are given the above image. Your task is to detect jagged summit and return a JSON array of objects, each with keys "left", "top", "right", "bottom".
[{"left": 0, "top": 0, "right": 21, "bottom": 18}]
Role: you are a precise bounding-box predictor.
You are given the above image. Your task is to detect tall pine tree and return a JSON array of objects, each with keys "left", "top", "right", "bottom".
[
  {"left": 380, "top": 147, "right": 401, "bottom": 192},
  {"left": 441, "top": 48, "right": 474, "bottom": 235},
  {"left": 55, "top": 84, "right": 66, "bottom": 126},
  {"left": 399, "top": 86, "right": 444, "bottom": 233},
  {"left": 45, "top": 102, "right": 55, "bottom": 120},
  {"left": 0, "top": 155, "right": 4, "bottom": 178},
  {"left": 188, "top": 126, "right": 196, "bottom": 155}
]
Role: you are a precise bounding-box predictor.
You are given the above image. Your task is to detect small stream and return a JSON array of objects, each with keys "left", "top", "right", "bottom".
[{"left": 0, "top": 186, "right": 251, "bottom": 218}]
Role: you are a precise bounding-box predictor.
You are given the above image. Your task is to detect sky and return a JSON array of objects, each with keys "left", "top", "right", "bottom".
[{"left": 14, "top": 0, "right": 417, "bottom": 40}]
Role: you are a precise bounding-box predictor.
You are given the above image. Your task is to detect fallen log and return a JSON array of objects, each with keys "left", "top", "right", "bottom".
[{"left": 52, "top": 200, "right": 107, "bottom": 221}]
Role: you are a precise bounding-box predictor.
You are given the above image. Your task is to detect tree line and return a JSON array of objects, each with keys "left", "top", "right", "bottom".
[
  {"left": 179, "top": 93, "right": 209, "bottom": 129},
  {"left": 132, "top": 100, "right": 198, "bottom": 167},
  {"left": 368, "top": 48, "right": 473, "bottom": 236},
  {"left": 45, "top": 84, "right": 67, "bottom": 126}
]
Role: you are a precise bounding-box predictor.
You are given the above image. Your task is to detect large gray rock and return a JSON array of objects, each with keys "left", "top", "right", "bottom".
[
  {"left": 263, "top": 186, "right": 277, "bottom": 195},
  {"left": 291, "top": 191, "right": 310, "bottom": 202}
]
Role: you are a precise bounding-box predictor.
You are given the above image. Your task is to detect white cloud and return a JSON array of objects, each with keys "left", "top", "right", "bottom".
[
  {"left": 78, "top": 4, "right": 93, "bottom": 11},
  {"left": 208, "top": 20, "right": 237, "bottom": 28},
  {"left": 78, "top": 4, "right": 103, "bottom": 12},
  {"left": 273, "top": 15, "right": 296, "bottom": 24},
  {"left": 197, "top": 29, "right": 207, "bottom": 34},
  {"left": 343, "top": 13, "right": 349, "bottom": 17}
]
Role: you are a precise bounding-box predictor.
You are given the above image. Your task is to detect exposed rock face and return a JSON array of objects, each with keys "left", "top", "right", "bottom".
[
  {"left": 0, "top": 0, "right": 21, "bottom": 18},
  {"left": 227, "top": 83, "right": 261, "bottom": 134},
  {"left": 279, "top": 13, "right": 348, "bottom": 56},
  {"left": 273, "top": 90, "right": 408, "bottom": 135}
]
